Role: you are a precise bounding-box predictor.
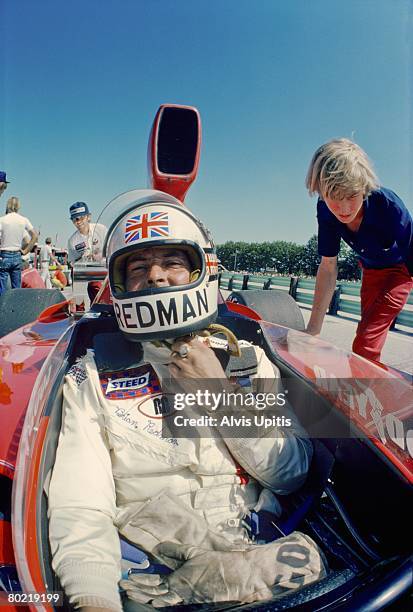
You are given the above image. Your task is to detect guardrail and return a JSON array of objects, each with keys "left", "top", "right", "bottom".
[
  {"left": 219, "top": 271, "right": 413, "bottom": 331},
  {"left": 395, "top": 290, "right": 413, "bottom": 327}
]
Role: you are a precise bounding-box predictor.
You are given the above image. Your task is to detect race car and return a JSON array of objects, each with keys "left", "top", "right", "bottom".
[{"left": 0, "top": 105, "right": 412, "bottom": 611}]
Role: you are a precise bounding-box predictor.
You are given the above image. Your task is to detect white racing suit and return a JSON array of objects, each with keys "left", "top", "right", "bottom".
[{"left": 48, "top": 338, "right": 319, "bottom": 611}]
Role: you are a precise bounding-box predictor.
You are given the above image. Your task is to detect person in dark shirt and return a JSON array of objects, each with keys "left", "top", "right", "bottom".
[{"left": 305, "top": 138, "right": 413, "bottom": 362}]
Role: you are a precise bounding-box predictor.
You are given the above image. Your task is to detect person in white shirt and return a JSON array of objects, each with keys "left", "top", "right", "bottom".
[
  {"left": 39, "top": 237, "right": 58, "bottom": 289},
  {"left": 0, "top": 196, "right": 38, "bottom": 295},
  {"left": 67, "top": 201, "right": 107, "bottom": 264}
]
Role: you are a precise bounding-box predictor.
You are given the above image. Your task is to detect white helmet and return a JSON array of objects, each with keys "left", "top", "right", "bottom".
[{"left": 105, "top": 190, "right": 219, "bottom": 342}]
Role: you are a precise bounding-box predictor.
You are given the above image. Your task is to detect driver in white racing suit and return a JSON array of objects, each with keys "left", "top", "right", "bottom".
[{"left": 48, "top": 191, "right": 326, "bottom": 612}]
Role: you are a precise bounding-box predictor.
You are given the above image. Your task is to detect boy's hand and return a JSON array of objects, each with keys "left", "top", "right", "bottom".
[{"left": 305, "top": 325, "right": 320, "bottom": 337}]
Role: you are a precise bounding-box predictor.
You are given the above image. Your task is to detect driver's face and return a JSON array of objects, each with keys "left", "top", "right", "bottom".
[
  {"left": 0, "top": 182, "right": 7, "bottom": 196},
  {"left": 125, "top": 247, "right": 192, "bottom": 291}
]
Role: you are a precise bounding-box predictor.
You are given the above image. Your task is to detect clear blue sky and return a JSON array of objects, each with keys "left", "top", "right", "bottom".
[{"left": 1, "top": 0, "right": 412, "bottom": 247}]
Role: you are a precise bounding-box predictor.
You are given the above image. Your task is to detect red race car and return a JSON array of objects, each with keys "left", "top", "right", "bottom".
[{"left": 0, "top": 105, "right": 412, "bottom": 611}]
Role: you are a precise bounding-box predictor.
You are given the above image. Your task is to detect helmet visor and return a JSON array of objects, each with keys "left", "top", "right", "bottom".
[{"left": 110, "top": 241, "right": 204, "bottom": 297}]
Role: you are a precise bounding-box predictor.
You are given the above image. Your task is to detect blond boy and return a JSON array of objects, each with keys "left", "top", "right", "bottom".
[{"left": 305, "top": 138, "right": 413, "bottom": 361}]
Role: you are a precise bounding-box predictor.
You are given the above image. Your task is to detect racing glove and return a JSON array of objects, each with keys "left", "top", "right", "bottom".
[
  {"left": 120, "top": 531, "right": 327, "bottom": 607},
  {"left": 116, "top": 489, "right": 240, "bottom": 568}
]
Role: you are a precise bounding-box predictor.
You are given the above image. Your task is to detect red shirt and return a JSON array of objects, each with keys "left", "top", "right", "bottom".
[{"left": 21, "top": 268, "right": 45, "bottom": 289}]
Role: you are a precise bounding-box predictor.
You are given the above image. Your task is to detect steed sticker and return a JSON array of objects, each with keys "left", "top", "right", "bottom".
[
  {"left": 106, "top": 371, "right": 150, "bottom": 394},
  {"left": 100, "top": 365, "right": 161, "bottom": 400}
]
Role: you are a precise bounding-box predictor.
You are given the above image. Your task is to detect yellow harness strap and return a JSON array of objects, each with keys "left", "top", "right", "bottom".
[{"left": 197, "top": 323, "right": 241, "bottom": 357}]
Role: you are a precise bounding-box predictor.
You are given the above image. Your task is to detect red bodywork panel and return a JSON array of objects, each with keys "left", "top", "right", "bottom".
[
  {"left": 0, "top": 317, "right": 73, "bottom": 479},
  {"left": 24, "top": 416, "right": 52, "bottom": 610},
  {"left": 225, "top": 300, "right": 261, "bottom": 320},
  {"left": 0, "top": 520, "right": 14, "bottom": 564}
]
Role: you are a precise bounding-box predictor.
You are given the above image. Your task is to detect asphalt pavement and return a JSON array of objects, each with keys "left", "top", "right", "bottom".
[
  {"left": 299, "top": 307, "right": 412, "bottom": 375},
  {"left": 221, "top": 290, "right": 412, "bottom": 375}
]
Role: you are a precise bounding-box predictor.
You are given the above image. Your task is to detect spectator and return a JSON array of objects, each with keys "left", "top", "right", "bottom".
[
  {"left": 0, "top": 171, "right": 9, "bottom": 200},
  {"left": 21, "top": 260, "right": 45, "bottom": 289},
  {"left": 39, "top": 237, "right": 58, "bottom": 289},
  {"left": 305, "top": 138, "right": 413, "bottom": 362},
  {"left": 0, "top": 196, "right": 38, "bottom": 296},
  {"left": 51, "top": 267, "right": 68, "bottom": 290},
  {"left": 67, "top": 201, "right": 107, "bottom": 264}
]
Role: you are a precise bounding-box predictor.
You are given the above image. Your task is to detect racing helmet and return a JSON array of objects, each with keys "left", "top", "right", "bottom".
[{"left": 105, "top": 190, "right": 219, "bottom": 342}]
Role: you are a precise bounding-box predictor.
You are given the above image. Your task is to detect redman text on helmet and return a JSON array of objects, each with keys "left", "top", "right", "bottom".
[{"left": 114, "top": 287, "right": 209, "bottom": 331}]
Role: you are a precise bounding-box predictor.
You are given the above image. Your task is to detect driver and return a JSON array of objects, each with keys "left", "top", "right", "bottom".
[{"left": 48, "top": 191, "right": 326, "bottom": 611}]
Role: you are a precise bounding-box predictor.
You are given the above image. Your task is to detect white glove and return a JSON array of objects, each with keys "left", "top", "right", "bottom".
[
  {"left": 116, "top": 489, "right": 236, "bottom": 568},
  {"left": 120, "top": 573, "right": 171, "bottom": 605},
  {"left": 120, "top": 531, "right": 327, "bottom": 607}
]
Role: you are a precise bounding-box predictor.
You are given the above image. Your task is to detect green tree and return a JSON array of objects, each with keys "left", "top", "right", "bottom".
[
  {"left": 217, "top": 236, "right": 361, "bottom": 280},
  {"left": 338, "top": 243, "right": 361, "bottom": 280},
  {"left": 300, "top": 235, "right": 320, "bottom": 276}
]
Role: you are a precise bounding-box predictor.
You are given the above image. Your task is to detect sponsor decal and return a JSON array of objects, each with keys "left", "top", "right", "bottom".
[
  {"left": 100, "top": 365, "right": 161, "bottom": 400},
  {"left": 67, "top": 361, "right": 87, "bottom": 387},
  {"left": 205, "top": 252, "right": 218, "bottom": 276},
  {"left": 314, "top": 365, "right": 413, "bottom": 459},
  {"left": 106, "top": 371, "right": 150, "bottom": 394},
  {"left": 114, "top": 288, "right": 209, "bottom": 330},
  {"left": 138, "top": 393, "right": 176, "bottom": 419},
  {"left": 125, "top": 212, "right": 169, "bottom": 243}
]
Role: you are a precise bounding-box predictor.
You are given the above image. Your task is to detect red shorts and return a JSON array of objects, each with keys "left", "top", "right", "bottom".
[{"left": 352, "top": 263, "right": 413, "bottom": 362}]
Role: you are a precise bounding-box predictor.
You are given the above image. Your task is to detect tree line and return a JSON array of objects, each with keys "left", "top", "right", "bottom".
[{"left": 217, "top": 235, "right": 361, "bottom": 280}]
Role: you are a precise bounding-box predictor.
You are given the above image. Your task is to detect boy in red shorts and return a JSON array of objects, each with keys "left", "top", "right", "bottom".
[{"left": 305, "top": 138, "right": 413, "bottom": 362}]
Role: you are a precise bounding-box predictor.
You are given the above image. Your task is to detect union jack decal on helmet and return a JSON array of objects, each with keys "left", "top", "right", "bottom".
[{"left": 125, "top": 212, "right": 169, "bottom": 243}]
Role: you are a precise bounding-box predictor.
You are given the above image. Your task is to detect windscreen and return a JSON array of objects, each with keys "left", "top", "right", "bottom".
[{"left": 260, "top": 320, "right": 413, "bottom": 481}]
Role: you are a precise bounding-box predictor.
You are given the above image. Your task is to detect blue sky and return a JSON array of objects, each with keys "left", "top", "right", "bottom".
[{"left": 0, "top": 0, "right": 412, "bottom": 247}]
